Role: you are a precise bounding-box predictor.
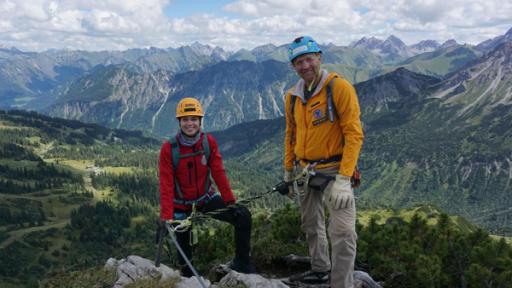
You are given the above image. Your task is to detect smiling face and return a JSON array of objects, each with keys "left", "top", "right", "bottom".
[
  {"left": 291, "top": 52, "right": 322, "bottom": 85},
  {"left": 179, "top": 116, "right": 201, "bottom": 136}
]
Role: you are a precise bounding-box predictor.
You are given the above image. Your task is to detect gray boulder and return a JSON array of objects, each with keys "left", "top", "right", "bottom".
[
  {"left": 218, "top": 270, "right": 289, "bottom": 288},
  {"left": 354, "top": 270, "right": 383, "bottom": 288},
  {"left": 175, "top": 276, "right": 211, "bottom": 288},
  {"left": 104, "top": 255, "right": 180, "bottom": 287},
  {"left": 104, "top": 255, "right": 381, "bottom": 288}
]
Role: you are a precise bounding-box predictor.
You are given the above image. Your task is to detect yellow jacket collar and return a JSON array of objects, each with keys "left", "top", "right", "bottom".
[{"left": 290, "top": 69, "right": 331, "bottom": 103}]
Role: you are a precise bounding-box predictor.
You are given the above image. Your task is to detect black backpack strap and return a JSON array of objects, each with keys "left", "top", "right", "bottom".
[
  {"left": 169, "top": 136, "right": 184, "bottom": 199},
  {"left": 326, "top": 75, "right": 338, "bottom": 123},
  {"left": 290, "top": 94, "right": 297, "bottom": 121},
  {"left": 288, "top": 95, "right": 298, "bottom": 146},
  {"left": 169, "top": 136, "right": 180, "bottom": 169}
]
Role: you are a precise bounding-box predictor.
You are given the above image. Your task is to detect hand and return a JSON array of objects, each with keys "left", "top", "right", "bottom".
[
  {"left": 274, "top": 181, "right": 291, "bottom": 195},
  {"left": 326, "top": 175, "right": 354, "bottom": 209},
  {"left": 162, "top": 219, "right": 176, "bottom": 230}
]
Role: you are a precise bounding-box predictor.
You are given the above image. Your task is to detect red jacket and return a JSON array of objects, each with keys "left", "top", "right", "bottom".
[{"left": 159, "top": 133, "right": 236, "bottom": 220}]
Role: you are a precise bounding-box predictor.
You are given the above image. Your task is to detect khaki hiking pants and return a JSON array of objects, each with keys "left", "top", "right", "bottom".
[{"left": 297, "top": 165, "right": 357, "bottom": 288}]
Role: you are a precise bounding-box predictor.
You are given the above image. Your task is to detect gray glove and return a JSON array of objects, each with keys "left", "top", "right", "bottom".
[
  {"left": 327, "top": 175, "right": 354, "bottom": 209},
  {"left": 284, "top": 169, "right": 295, "bottom": 198}
]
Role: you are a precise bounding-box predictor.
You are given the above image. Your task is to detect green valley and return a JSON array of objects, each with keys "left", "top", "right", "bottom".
[{"left": 0, "top": 109, "right": 511, "bottom": 287}]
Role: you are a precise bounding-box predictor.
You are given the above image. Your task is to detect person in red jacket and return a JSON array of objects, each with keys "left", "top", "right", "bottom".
[{"left": 159, "top": 97, "right": 255, "bottom": 276}]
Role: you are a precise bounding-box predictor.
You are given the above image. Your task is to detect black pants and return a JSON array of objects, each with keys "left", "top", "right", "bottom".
[{"left": 175, "top": 195, "right": 252, "bottom": 274}]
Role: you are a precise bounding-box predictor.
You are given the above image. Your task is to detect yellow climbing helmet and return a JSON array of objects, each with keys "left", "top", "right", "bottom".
[{"left": 175, "top": 97, "right": 204, "bottom": 118}]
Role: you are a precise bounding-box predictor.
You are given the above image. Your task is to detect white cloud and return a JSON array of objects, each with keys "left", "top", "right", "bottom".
[
  {"left": 224, "top": 1, "right": 260, "bottom": 17},
  {"left": 0, "top": 0, "right": 510, "bottom": 51},
  {"left": 82, "top": 9, "right": 139, "bottom": 33}
]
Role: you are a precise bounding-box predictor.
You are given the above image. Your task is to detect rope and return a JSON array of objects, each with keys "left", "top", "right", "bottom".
[
  {"left": 157, "top": 171, "right": 312, "bottom": 275},
  {"left": 188, "top": 188, "right": 277, "bottom": 222},
  {"left": 164, "top": 222, "right": 209, "bottom": 288},
  {"left": 169, "top": 166, "right": 313, "bottom": 230}
]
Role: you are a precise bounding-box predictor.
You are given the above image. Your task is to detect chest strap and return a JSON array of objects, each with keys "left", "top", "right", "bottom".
[{"left": 173, "top": 189, "right": 218, "bottom": 206}]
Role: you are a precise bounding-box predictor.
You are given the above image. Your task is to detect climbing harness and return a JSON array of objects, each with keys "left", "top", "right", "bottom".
[{"left": 155, "top": 183, "right": 284, "bottom": 271}]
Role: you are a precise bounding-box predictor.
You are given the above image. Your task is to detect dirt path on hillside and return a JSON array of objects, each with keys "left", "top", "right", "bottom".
[{"left": 0, "top": 220, "right": 68, "bottom": 249}]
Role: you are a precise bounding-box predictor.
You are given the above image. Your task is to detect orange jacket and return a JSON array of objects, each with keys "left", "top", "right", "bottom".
[{"left": 284, "top": 71, "right": 364, "bottom": 177}]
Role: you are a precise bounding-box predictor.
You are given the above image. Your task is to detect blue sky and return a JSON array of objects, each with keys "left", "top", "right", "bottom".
[
  {"left": 164, "top": 0, "right": 235, "bottom": 18},
  {"left": 0, "top": 0, "right": 510, "bottom": 51}
]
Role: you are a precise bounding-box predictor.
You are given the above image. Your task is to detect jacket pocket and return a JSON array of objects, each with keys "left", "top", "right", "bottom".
[{"left": 308, "top": 100, "right": 328, "bottom": 127}]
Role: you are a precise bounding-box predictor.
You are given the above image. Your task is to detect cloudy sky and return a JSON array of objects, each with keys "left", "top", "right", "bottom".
[{"left": 0, "top": 0, "right": 510, "bottom": 51}]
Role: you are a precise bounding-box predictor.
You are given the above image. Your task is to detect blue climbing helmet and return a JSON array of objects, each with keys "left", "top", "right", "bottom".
[{"left": 288, "top": 36, "right": 321, "bottom": 62}]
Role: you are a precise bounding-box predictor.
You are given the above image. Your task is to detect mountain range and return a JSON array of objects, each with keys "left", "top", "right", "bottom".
[
  {"left": 0, "top": 44, "right": 229, "bottom": 110},
  {"left": 36, "top": 38, "right": 493, "bottom": 136},
  {"left": 46, "top": 60, "right": 296, "bottom": 136},
  {"left": 42, "top": 38, "right": 481, "bottom": 137},
  {"left": 5, "top": 29, "right": 509, "bottom": 128}
]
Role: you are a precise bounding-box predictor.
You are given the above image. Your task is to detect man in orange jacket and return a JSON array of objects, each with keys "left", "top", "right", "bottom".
[
  {"left": 284, "top": 36, "right": 364, "bottom": 288},
  {"left": 159, "top": 97, "right": 256, "bottom": 276}
]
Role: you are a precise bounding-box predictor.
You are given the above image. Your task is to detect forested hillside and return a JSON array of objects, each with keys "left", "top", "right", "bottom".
[
  {"left": 0, "top": 110, "right": 160, "bottom": 287},
  {"left": 0, "top": 110, "right": 511, "bottom": 287}
]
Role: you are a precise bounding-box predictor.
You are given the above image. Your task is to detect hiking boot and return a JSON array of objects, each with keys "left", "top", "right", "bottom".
[
  {"left": 289, "top": 270, "right": 330, "bottom": 284},
  {"left": 228, "top": 258, "right": 258, "bottom": 274},
  {"left": 179, "top": 265, "right": 194, "bottom": 278}
]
